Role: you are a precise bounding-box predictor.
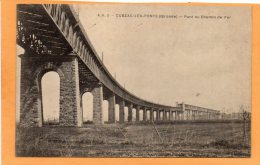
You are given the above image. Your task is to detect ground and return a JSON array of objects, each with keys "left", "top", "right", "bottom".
[{"left": 16, "top": 120, "right": 251, "bottom": 157}]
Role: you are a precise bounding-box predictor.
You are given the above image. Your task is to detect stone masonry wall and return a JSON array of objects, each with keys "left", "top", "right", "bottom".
[
  {"left": 108, "top": 94, "right": 115, "bottom": 123},
  {"left": 119, "top": 100, "right": 125, "bottom": 123},
  {"left": 91, "top": 83, "right": 103, "bottom": 124},
  {"left": 19, "top": 54, "right": 82, "bottom": 127}
]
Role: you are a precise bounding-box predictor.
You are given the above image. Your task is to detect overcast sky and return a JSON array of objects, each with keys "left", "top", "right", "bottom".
[
  {"left": 76, "top": 4, "right": 251, "bottom": 112},
  {"left": 16, "top": 4, "right": 251, "bottom": 121}
]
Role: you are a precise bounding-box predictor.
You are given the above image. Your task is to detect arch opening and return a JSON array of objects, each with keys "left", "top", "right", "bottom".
[
  {"left": 147, "top": 111, "right": 150, "bottom": 120},
  {"left": 82, "top": 92, "right": 93, "bottom": 124},
  {"left": 115, "top": 104, "right": 120, "bottom": 122},
  {"left": 160, "top": 111, "right": 163, "bottom": 120},
  {"left": 166, "top": 112, "right": 169, "bottom": 120},
  {"left": 139, "top": 110, "right": 143, "bottom": 121},
  {"left": 124, "top": 107, "right": 128, "bottom": 122},
  {"left": 102, "top": 100, "right": 109, "bottom": 123},
  {"left": 154, "top": 111, "right": 157, "bottom": 120},
  {"left": 132, "top": 108, "right": 136, "bottom": 122},
  {"left": 173, "top": 112, "right": 176, "bottom": 120},
  {"left": 41, "top": 71, "right": 60, "bottom": 126}
]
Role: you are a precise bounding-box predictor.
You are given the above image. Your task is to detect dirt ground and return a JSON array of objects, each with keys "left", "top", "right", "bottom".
[{"left": 16, "top": 121, "right": 251, "bottom": 157}]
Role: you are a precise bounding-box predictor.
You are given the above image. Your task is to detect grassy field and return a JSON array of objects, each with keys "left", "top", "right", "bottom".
[{"left": 16, "top": 120, "right": 250, "bottom": 157}]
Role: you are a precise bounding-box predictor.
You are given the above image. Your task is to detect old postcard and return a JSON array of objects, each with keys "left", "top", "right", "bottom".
[
  {"left": 15, "top": 3, "right": 251, "bottom": 157},
  {"left": 2, "top": 1, "right": 260, "bottom": 165}
]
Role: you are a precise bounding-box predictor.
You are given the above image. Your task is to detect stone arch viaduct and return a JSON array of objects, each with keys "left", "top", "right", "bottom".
[{"left": 17, "top": 4, "right": 220, "bottom": 127}]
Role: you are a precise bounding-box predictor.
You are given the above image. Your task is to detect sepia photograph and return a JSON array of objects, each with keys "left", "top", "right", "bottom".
[{"left": 16, "top": 3, "right": 251, "bottom": 157}]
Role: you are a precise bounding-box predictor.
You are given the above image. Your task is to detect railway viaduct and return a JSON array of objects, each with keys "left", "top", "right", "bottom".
[{"left": 17, "top": 4, "right": 220, "bottom": 127}]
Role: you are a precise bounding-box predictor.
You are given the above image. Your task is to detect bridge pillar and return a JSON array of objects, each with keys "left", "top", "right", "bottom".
[
  {"left": 91, "top": 83, "right": 103, "bottom": 124},
  {"left": 119, "top": 100, "right": 125, "bottom": 123},
  {"left": 169, "top": 111, "right": 173, "bottom": 120},
  {"left": 128, "top": 103, "right": 133, "bottom": 122},
  {"left": 150, "top": 109, "right": 154, "bottom": 121},
  {"left": 19, "top": 54, "right": 82, "bottom": 127},
  {"left": 143, "top": 107, "right": 147, "bottom": 121},
  {"left": 156, "top": 110, "right": 159, "bottom": 121},
  {"left": 163, "top": 110, "right": 166, "bottom": 120},
  {"left": 136, "top": 105, "right": 140, "bottom": 122},
  {"left": 108, "top": 93, "right": 115, "bottom": 123}
]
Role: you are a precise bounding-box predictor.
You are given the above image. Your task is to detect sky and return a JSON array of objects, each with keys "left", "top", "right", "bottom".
[
  {"left": 16, "top": 4, "right": 251, "bottom": 121},
  {"left": 76, "top": 4, "right": 251, "bottom": 111}
]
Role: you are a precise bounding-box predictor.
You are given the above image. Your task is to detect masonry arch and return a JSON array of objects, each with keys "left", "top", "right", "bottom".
[{"left": 34, "top": 62, "right": 65, "bottom": 127}]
